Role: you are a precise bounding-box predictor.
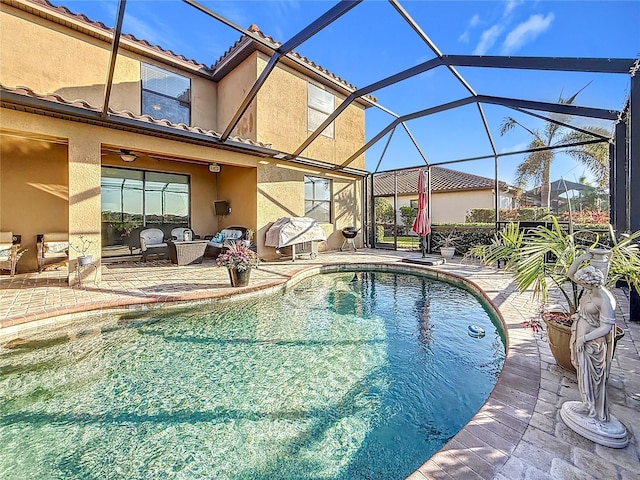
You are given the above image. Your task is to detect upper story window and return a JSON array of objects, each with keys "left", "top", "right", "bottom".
[
  {"left": 142, "top": 63, "right": 191, "bottom": 125},
  {"left": 307, "top": 83, "right": 335, "bottom": 139},
  {"left": 304, "top": 176, "right": 332, "bottom": 223}
]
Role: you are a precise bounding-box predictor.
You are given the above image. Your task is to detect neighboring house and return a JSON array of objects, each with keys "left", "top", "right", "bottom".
[
  {"left": 373, "top": 166, "right": 516, "bottom": 225},
  {"left": 0, "top": 0, "right": 373, "bottom": 273}
]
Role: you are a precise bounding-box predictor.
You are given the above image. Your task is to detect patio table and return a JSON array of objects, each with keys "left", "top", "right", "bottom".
[{"left": 168, "top": 240, "right": 209, "bottom": 266}]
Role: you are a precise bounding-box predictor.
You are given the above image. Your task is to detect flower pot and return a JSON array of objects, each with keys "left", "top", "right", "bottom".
[
  {"left": 543, "top": 312, "right": 625, "bottom": 373},
  {"left": 440, "top": 247, "right": 455, "bottom": 260},
  {"left": 542, "top": 313, "right": 575, "bottom": 373},
  {"left": 78, "top": 255, "right": 93, "bottom": 266},
  {"left": 228, "top": 268, "right": 251, "bottom": 287}
]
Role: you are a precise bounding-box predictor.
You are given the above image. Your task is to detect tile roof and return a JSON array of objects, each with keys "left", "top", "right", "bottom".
[
  {"left": 0, "top": 84, "right": 268, "bottom": 148},
  {"left": 212, "top": 26, "right": 357, "bottom": 91},
  {"left": 21, "top": 1, "right": 366, "bottom": 98},
  {"left": 21, "top": 0, "right": 211, "bottom": 71},
  {"left": 373, "top": 166, "right": 512, "bottom": 196}
]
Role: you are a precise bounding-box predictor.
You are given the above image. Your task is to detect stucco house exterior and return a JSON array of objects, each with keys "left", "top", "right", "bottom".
[
  {"left": 0, "top": 0, "right": 373, "bottom": 275},
  {"left": 373, "top": 166, "right": 516, "bottom": 225}
]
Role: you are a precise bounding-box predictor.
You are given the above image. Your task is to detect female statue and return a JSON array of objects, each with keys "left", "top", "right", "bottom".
[
  {"left": 567, "top": 251, "right": 616, "bottom": 421},
  {"left": 562, "top": 250, "right": 628, "bottom": 447}
]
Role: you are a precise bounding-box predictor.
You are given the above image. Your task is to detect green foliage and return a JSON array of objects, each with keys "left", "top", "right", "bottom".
[
  {"left": 376, "top": 225, "right": 385, "bottom": 243},
  {"left": 399, "top": 206, "right": 417, "bottom": 232},
  {"left": 469, "top": 217, "right": 640, "bottom": 314},
  {"left": 374, "top": 198, "right": 395, "bottom": 224},
  {"left": 466, "top": 207, "right": 551, "bottom": 223}
]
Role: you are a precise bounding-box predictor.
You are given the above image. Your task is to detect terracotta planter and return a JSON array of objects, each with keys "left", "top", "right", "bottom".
[
  {"left": 543, "top": 313, "right": 625, "bottom": 373},
  {"left": 542, "top": 314, "right": 575, "bottom": 373},
  {"left": 228, "top": 268, "right": 251, "bottom": 287}
]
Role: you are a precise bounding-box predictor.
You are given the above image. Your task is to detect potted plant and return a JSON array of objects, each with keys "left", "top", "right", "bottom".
[
  {"left": 216, "top": 241, "right": 259, "bottom": 287},
  {"left": 469, "top": 217, "right": 640, "bottom": 371},
  {"left": 70, "top": 235, "right": 94, "bottom": 266},
  {"left": 433, "top": 229, "right": 461, "bottom": 260}
]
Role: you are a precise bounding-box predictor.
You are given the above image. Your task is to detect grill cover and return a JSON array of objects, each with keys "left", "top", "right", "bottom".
[{"left": 265, "top": 217, "right": 327, "bottom": 249}]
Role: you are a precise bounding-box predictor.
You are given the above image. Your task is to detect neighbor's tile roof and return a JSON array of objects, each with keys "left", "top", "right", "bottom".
[
  {"left": 0, "top": 84, "right": 268, "bottom": 148},
  {"left": 373, "top": 166, "right": 511, "bottom": 195}
]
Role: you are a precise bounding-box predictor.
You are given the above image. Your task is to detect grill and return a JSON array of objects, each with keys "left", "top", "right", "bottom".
[{"left": 340, "top": 227, "right": 359, "bottom": 252}]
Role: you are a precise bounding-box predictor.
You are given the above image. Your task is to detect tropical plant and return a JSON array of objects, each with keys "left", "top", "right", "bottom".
[
  {"left": 469, "top": 217, "right": 640, "bottom": 316},
  {"left": 400, "top": 205, "right": 417, "bottom": 233},
  {"left": 375, "top": 197, "right": 395, "bottom": 225},
  {"left": 433, "top": 229, "right": 462, "bottom": 249},
  {"left": 500, "top": 85, "right": 610, "bottom": 208},
  {"left": 216, "top": 242, "right": 258, "bottom": 272}
]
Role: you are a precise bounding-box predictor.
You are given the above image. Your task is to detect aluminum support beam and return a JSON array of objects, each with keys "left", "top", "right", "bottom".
[
  {"left": 338, "top": 96, "right": 477, "bottom": 169},
  {"left": 291, "top": 57, "right": 442, "bottom": 158},
  {"left": 221, "top": 0, "right": 360, "bottom": 141},
  {"left": 508, "top": 106, "right": 611, "bottom": 140},
  {"left": 613, "top": 120, "right": 628, "bottom": 232},
  {"left": 183, "top": 0, "right": 278, "bottom": 49},
  {"left": 630, "top": 68, "right": 640, "bottom": 232},
  {"left": 478, "top": 95, "right": 619, "bottom": 120},
  {"left": 373, "top": 126, "right": 396, "bottom": 173},
  {"left": 441, "top": 55, "right": 635, "bottom": 74},
  {"left": 101, "top": 0, "right": 127, "bottom": 118}
]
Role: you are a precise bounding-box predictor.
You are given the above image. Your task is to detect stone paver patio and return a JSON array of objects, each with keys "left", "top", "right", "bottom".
[{"left": 1, "top": 248, "right": 638, "bottom": 479}]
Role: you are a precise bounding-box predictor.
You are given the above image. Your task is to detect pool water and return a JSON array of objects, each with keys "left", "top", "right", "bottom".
[{"left": 0, "top": 271, "right": 505, "bottom": 479}]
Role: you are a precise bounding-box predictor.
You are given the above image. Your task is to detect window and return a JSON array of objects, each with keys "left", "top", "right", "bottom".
[
  {"left": 307, "top": 83, "right": 335, "bottom": 138},
  {"left": 142, "top": 63, "right": 191, "bottom": 125},
  {"left": 101, "top": 167, "right": 190, "bottom": 256},
  {"left": 304, "top": 176, "right": 332, "bottom": 223},
  {"left": 410, "top": 199, "right": 418, "bottom": 209}
]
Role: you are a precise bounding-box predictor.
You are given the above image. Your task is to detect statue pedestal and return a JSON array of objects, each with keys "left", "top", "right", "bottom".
[{"left": 560, "top": 401, "right": 629, "bottom": 448}]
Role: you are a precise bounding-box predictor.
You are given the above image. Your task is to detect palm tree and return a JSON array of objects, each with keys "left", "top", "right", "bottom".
[{"left": 500, "top": 85, "right": 610, "bottom": 208}]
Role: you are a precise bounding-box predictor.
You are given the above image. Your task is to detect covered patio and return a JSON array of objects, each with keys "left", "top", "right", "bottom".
[{"left": 0, "top": 249, "right": 638, "bottom": 479}]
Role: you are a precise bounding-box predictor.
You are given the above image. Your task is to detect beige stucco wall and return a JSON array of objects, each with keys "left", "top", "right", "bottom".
[
  {"left": 0, "top": 4, "right": 217, "bottom": 130},
  {"left": 256, "top": 161, "right": 362, "bottom": 258},
  {"left": 217, "top": 165, "right": 257, "bottom": 234},
  {"left": 0, "top": 134, "right": 69, "bottom": 272},
  {"left": 435, "top": 190, "right": 493, "bottom": 223},
  {"left": 395, "top": 190, "right": 497, "bottom": 224},
  {"left": 256, "top": 54, "right": 366, "bottom": 169},
  {"left": 216, "top": 54, "right": 257, "bottom": 140}
]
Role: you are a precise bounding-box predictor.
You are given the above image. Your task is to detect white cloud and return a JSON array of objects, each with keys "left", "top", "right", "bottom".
[
  {"left": 473, "top": 25, "right": 503, "bottom": 55},
  {"left": 459, "top": 30, "right": 470, "bottom": 43},
  {"left": 469, "top": 14, "right": 481, "bottom": 27},
  {"left": 501, "top": 13, "right": 555, "bottom": 54},
  {"left": 503, "top": 0, "right": 524, "bottom": 18}
]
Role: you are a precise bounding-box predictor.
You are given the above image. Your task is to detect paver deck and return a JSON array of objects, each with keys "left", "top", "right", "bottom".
[{"left": 1, "top": 249, "right": 638, "bottom": 479}]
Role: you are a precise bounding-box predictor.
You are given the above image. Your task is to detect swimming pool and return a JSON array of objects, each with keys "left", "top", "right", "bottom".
[{"left": 0, "top": 270, "right": 505, "bottom": 479}]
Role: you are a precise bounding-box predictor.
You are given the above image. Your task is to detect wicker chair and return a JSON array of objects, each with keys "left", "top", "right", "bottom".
[
  {"left": 204, "top": 226, "right": 248, "bottom": 258},
  {"left": 0, "top": 232, "right": 26, "bottom": 276},
  {"left": 139, "top": 228, "right": 169, "bottom": 262},
  {"left": 36, "top": 232, "right": 69, "bottom": 273}
]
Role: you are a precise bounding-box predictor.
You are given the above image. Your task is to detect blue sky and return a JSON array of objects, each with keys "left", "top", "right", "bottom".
[{"left": 52, "top": 0, "right": 639, "bottom": 187}]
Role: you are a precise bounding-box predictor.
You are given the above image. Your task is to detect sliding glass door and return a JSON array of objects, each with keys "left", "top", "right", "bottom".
[{"left": 101, "top": 166, "right": 189, "bottom": 256}]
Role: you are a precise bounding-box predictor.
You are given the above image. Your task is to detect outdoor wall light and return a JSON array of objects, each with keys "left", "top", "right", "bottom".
[
  {"left": 120, "top": 149, "right": 137, "bottom": 162},
  {"left": 208, "top": 163, "right": 221, "bottom": 173}
]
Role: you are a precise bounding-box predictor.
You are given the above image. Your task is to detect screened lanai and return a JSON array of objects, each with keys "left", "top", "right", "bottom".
[{"left": 86, "top": 0, "right": 639, "bottom": 244}]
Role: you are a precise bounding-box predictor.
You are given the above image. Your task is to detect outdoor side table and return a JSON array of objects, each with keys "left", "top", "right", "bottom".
[{"left": 168, "top": 240, "right": 209, "bottom": 266}]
